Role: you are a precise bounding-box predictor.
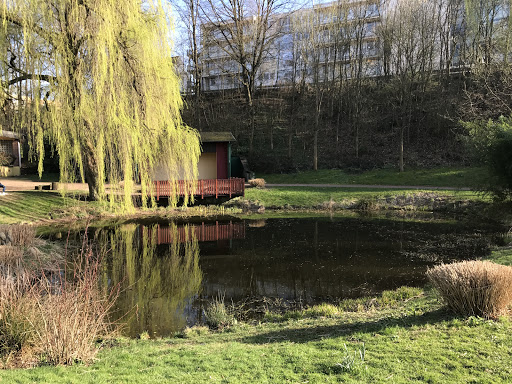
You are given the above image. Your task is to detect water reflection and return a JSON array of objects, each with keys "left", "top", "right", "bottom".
[
  {"left": 100, "top": 224, "right": 202, "bottom": 337},
  {"left": 53, "top": 216, "right": 502, "bottom": 337}
]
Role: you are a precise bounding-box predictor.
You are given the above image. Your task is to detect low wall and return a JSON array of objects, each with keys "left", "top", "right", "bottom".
[{"left": 0, "top": 166, "right": 20, "bottom": 177}]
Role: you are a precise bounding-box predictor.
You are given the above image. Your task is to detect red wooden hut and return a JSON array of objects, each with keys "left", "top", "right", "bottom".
[{"left": 152, "top": 132, "right": 244, "bottom": 200}]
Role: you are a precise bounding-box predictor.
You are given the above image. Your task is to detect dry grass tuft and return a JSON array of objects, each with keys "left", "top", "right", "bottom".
[
  {"left": 0, "top": 224, "right": 36, "bottom": 247},
  {"left": 427, "top": 260, "right": 512, "bottom": 319},
  {"left": 249, "top": 178, "right": 266, "bottom": 189}
]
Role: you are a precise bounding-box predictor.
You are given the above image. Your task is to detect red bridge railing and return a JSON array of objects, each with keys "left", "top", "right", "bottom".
[
  {"left": 145, "top": 221, "right": 246, "bottom": 244},
  {"left": 153, "top": 178, "right": 245, "bottom": 201}
]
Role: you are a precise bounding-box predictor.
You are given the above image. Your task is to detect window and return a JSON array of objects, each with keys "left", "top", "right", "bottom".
[
  {"left": 366, "top": 3, "right": 379, "bottom": 18},
  {"left": 0, "top": 141, "right": 12, "bottom": 155},
  {"left": 366, "top": 41, "right": 377, "bottom": 56},
  {"left": 365, "top": 22, "right": 376, "bottom": 36}
]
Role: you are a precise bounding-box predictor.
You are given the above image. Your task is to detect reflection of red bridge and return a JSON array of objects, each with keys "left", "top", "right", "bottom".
[{"left": 147, "top": 221, "right": 246, "bottom": 244}]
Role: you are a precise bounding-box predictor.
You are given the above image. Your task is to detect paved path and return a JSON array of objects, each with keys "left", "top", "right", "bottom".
[
  {"left": 266, "top": 183, "right": 471, "bottom": 191},
  {"left": 0, "top": 177, "right": 88, "bottom": 192},
  {"left": 0, "top": 177, "right": 472, "bottom": 192}
]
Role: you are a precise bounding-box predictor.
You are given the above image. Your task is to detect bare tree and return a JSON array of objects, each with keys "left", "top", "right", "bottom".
[
  {"left": 200, "top": 0, "right": 289, "bottom": 152},
  {"left": 381, "top": 0, "right": 440, "bottom": 172}
]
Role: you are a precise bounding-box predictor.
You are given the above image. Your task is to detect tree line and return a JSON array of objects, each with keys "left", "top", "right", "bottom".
[{"left": 178, "top": 0, "right": 512, "bottom": 173}]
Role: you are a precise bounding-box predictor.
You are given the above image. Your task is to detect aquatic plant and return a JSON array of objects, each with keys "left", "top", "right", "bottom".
[{"left": 204, "top": 296, "right": 236, "bottom": 329}]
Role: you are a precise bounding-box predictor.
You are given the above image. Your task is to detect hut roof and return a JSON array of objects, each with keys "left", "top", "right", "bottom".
[
  {"left": 0, "top": 130, "right": 20, "bottom": 140},
  {"left": 200, "top": 132, "right": 235, "bottom": 143}
]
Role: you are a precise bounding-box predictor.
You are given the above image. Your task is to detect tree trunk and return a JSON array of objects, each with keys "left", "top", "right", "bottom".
[
  {"left": 399, "top": 126, "right": 404, "bottom": 173},
  {"left": 84, "top": 159, "right": 101, "bottom": 201},
  {"left": 83, "top": 141, "right": 102, "bottom": 201},
  {"left": 249, "top": 103, "right": 255, "bottom": 154},
  {"left": 313, "top": 129, "right": 318, "bottom": 171}
]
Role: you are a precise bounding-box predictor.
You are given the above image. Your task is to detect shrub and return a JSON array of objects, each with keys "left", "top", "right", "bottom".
[
  {"left": 0, "top": 152, "right": 15, "bottom": 166},
  {"left": 353, "top": 198, "right": 378, "bottom": 211},
  {"left": 487, "top": 130, "right": 512, "bottom": 199},
  {"left": 249, "top": 178, "right": 266, "bottom": 189},
  {"left": 463, "top": 116, "right": 512, "bottom": 200},
  {"left": 304, "top": 303, "right": 339, "bottom": 318},
  {"left": 204, "top": 297, "right": 236, "bottom": 329},
  {"left": 0, "top": 266, "right": 34, "bottom": 359},
  {"left": 427, "top": 260, "right": 512, "bottom": 319},
  {"left": 0, "top": 237, "right": 117, "bottom": 367}
]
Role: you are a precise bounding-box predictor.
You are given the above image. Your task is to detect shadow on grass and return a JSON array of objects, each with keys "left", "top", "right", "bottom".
[{"left": 241, "top": 308, "right": 455, "bottom": 345}]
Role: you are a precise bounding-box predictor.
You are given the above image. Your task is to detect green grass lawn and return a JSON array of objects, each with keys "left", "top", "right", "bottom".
[
  {"left": 23, "top": 172, "right": 61, "bottom": 183},
  {"left": 487, "top": 246, "right": 512, "bottom": 266},
  {"left": 260, "top": 167, "right": 488, "bottom": 188},
  {"left": 0, "top": 191, "right": 99, "bottom": 224},
  {"left": 244, "top": 186, "right": 483, "bottom": 209},
  {"left": 2, "top": 287, "right": 512, "bottom": 383}
]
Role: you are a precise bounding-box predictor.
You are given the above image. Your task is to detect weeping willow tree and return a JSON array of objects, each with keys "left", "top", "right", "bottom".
[{"left": 0, "top": 0, "right": 200, "bottom": 209}]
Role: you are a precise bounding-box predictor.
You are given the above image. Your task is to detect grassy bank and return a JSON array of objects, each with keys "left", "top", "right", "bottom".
[
  {"left": 0, "top": 192, "right": 99, "bottom": 224},
  {"left": 0, "top": 166, "right": 493, "bottom": 225},
  {"left": 260, "top": 167, "right": 487, "bottom": 188},
  {"left": 0, "top": 188, "right": 490, "bottom": 226},
  {"left": 2, "top": 285, "right": 511, "bottom": 383},
  {"left": 242, "top": 186, "right": 485, "bottom": 211}
]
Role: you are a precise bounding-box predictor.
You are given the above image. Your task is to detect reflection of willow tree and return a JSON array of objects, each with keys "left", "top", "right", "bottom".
[{"left": 101, "top": 224, "right": 202, "bottom": 337}]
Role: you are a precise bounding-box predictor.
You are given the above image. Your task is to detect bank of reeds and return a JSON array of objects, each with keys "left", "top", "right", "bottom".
[
  {"left": 427, "top": 260, "right": 512, "bottom": 319},
  {"left": 0, "top": 226, "right": 117, "bottom": 367}
]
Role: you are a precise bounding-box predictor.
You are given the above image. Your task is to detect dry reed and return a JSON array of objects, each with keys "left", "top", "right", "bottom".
[
  {"left": 0, "top": 246, "right": 23, "bottom": 267},
  {"left": 427, "top": 260, "right": 512, "bottom": 319},
  {"left": 0, "top": 224, "right": 35, "bottom": 246},
  {"left": 249, "top": 178, "right": 266, "bottom": 189},
  {"left": 0, "top": 230, "right": 118, "bottom": 367}
]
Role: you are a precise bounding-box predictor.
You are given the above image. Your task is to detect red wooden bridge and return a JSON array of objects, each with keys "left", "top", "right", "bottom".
[
  {"left": 145, "top": 221, "right": 246, "bottom": 245},
  {"left": 153, "top": 178, "right": 245, "bottom": 201}
]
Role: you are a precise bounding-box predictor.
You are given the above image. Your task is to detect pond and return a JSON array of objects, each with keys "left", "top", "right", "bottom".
[{"left": 46, "top": 214, "right": 505, "bottom": 337}]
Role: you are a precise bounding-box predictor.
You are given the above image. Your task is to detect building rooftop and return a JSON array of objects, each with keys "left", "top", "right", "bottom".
[
  {"left": 200, "top": 132, "right": 236, "bottom": 143},
  {"left": 0, "top": 130, "right": 20, "bottom": 140}
]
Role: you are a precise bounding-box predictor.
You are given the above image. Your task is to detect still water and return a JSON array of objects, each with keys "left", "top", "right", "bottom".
[{"left": 51, "top": 215, "right": 504, "bottom": 337}]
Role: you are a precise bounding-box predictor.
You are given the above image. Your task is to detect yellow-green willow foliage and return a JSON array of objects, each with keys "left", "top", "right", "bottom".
[{"left": 1, "top": 0, "right": 200, "bottom": 209}]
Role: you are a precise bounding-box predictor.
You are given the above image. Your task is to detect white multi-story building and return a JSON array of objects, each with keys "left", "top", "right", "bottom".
[
  {"left": 188, "top": 0, "right": 510, "bottom": 93},
  {"left": 199, "top": 0, "right": 383, "bottom": 92}
]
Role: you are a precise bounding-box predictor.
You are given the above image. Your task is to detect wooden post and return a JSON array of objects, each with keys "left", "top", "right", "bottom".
[
  {"left": 215, "top": 179, "right": 218, "bottom": 199},
  {"left": 156, "top": 181, "right": 160, "bottom": 201},
  {"left": 201, "top": 180, "right": 204, "bottom": 199}
]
